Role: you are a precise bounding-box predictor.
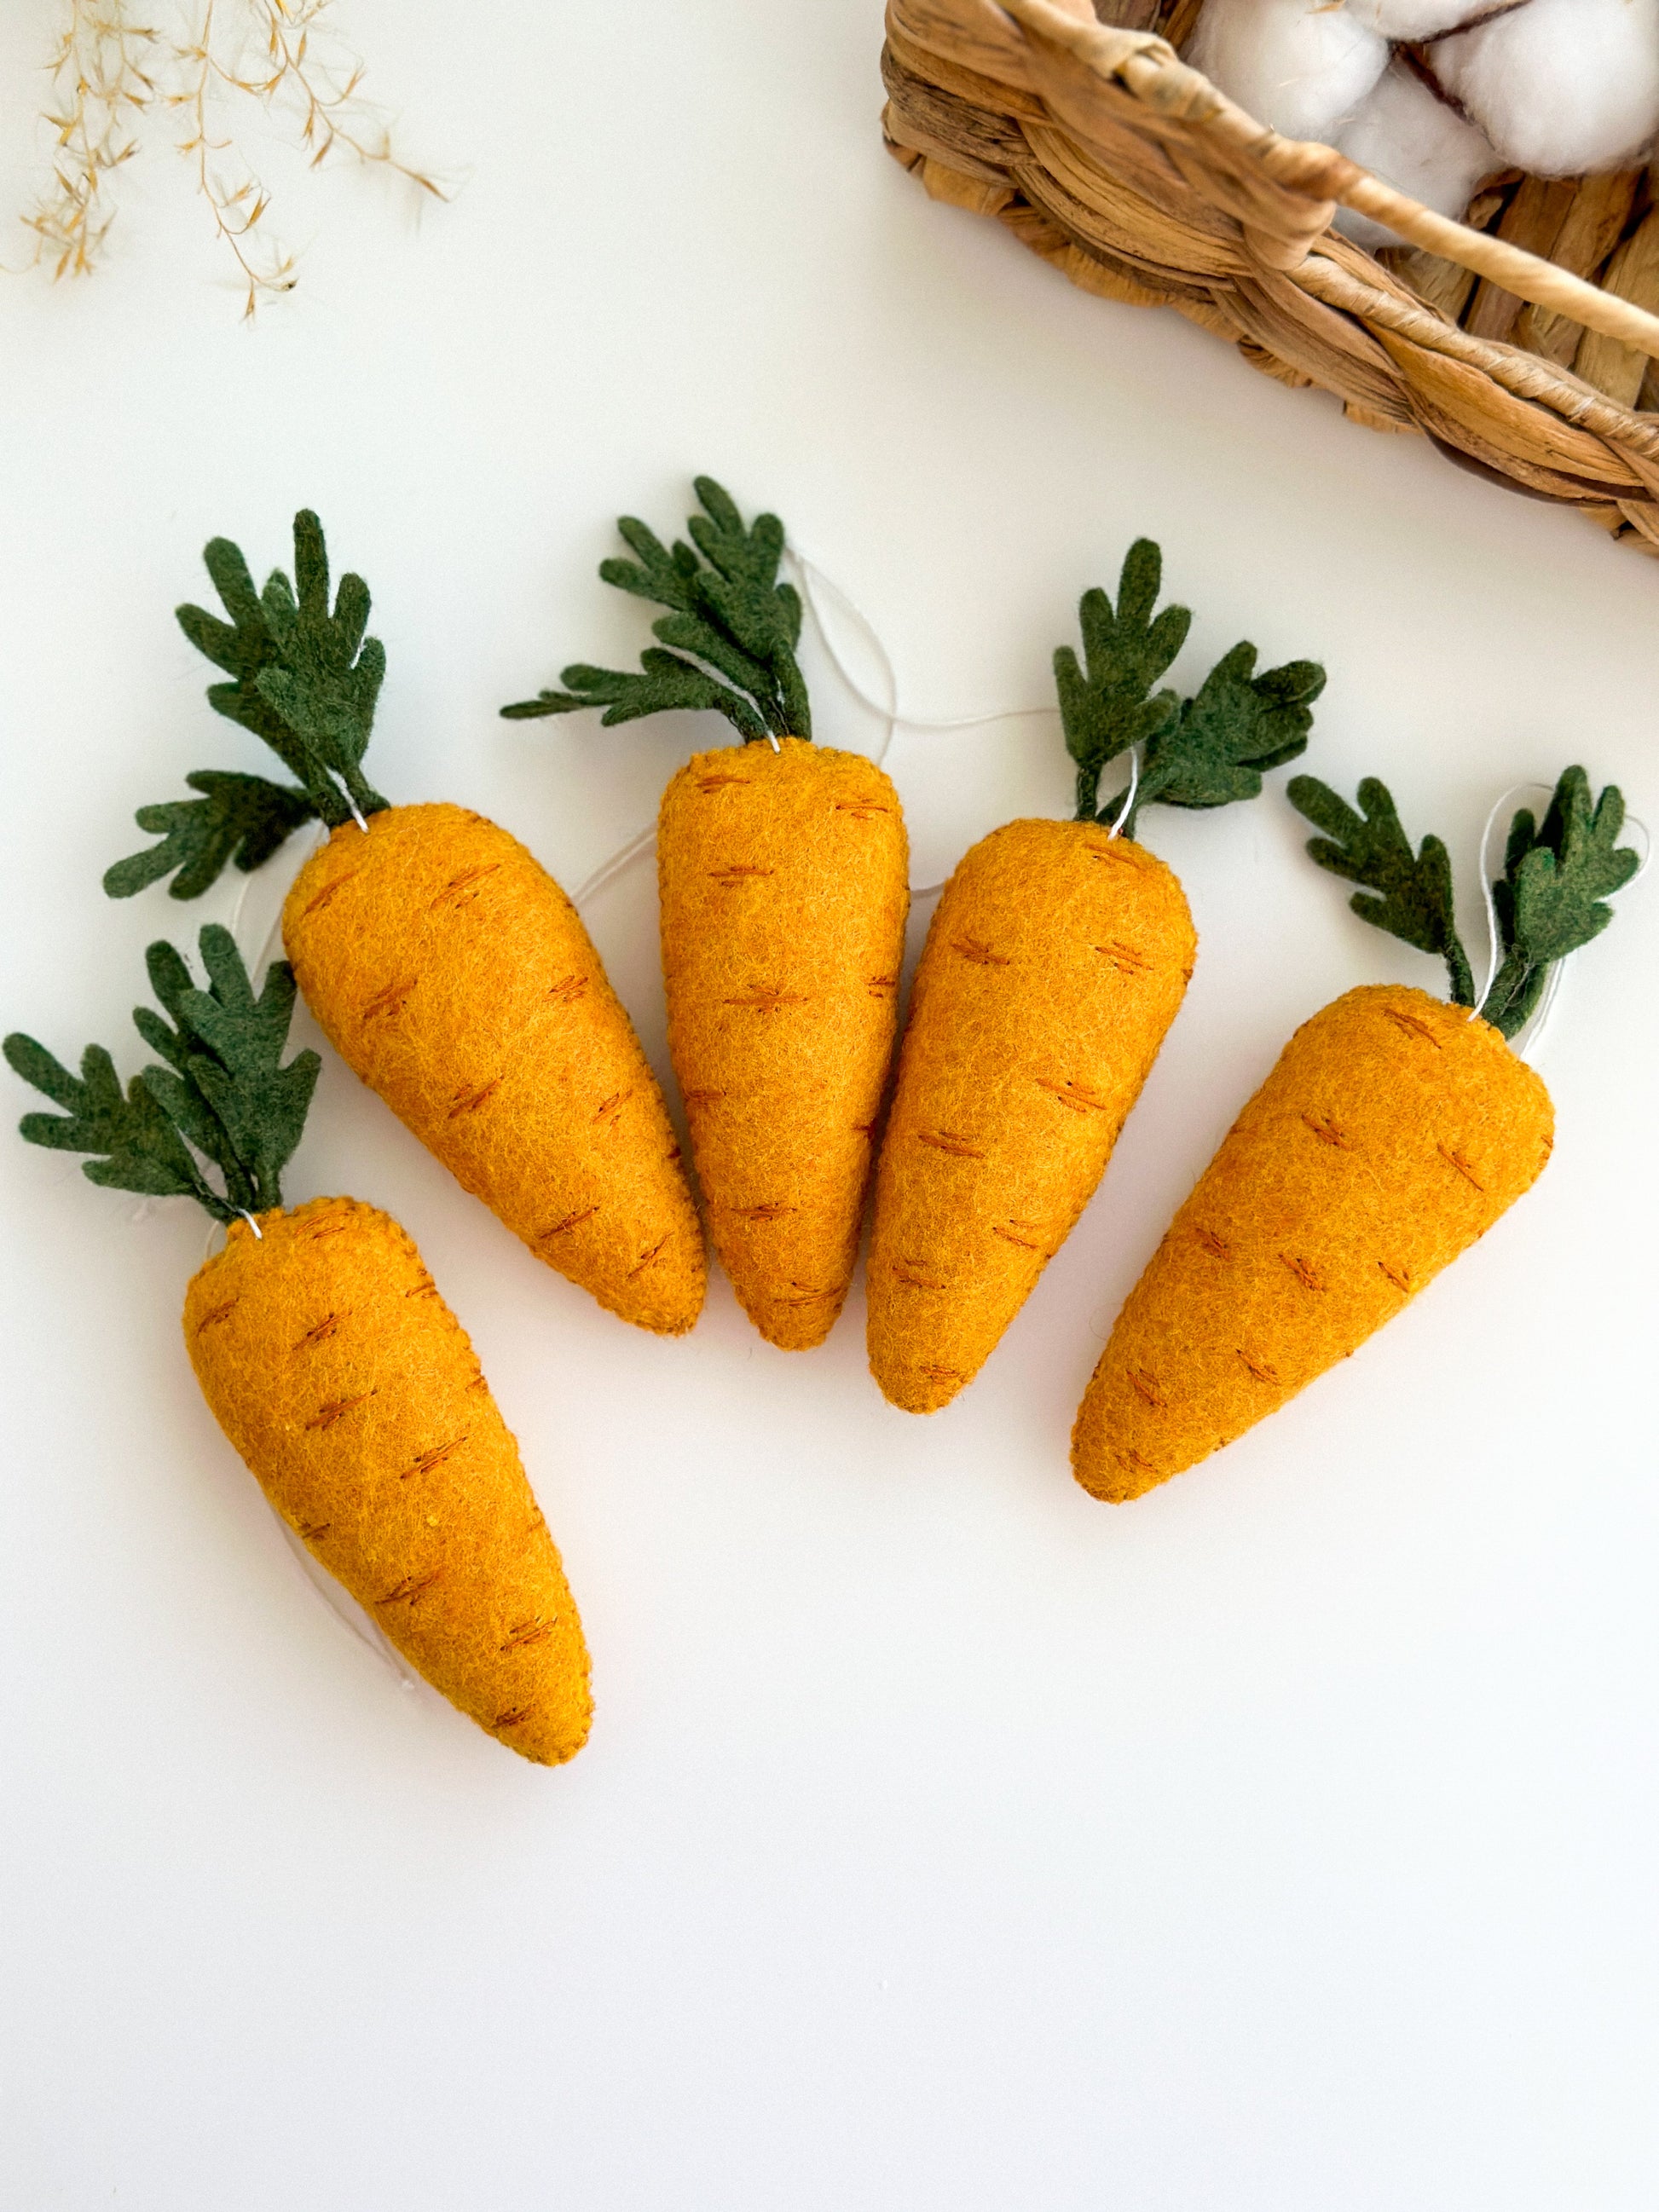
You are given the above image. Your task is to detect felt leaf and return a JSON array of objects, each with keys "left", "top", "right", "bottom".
[
  {"left": 1055, "top": 540, "right": 1190, "bottom": 823},
  {"left": 161, "top": 511, "right": 390, "bottom": 854},
  {"left": 103, "top": 770, "right": 319, "bottom": 901},
  {"left": 131, "top": 939, "right": 257, "bottom": 1210},
  {"left": 3, "top": 1032, "right": 225, "bottom": 1215},
  {"left": 502, "top": 476, "right": 809, "bottom": 744},
  {"left": 159, "top": 924, "right": 321, "bottom": 1212},
  {"left": 1289, "top": 774, "right": 1476, "bottom": 1008},
  {"left": 504, "top": 652, "right": 769, "bottom": 742},
  {"left": 1127, "top": 644, "right": 1324, "bottom": 829},
  {"left": 1483, "top": 767, "right": 1639, "bottom": 1038}
]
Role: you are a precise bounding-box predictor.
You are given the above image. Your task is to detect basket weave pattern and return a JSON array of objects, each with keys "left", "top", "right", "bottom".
[{"left": 883, "top": 0, "right": 1659, "bottom": 556}]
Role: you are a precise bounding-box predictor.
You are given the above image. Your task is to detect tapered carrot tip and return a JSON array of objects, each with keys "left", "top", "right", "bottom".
[
  {"left": 868, "top": 819, "right": 1195, "bottom": 1412},
  {"left": 184, "top": 1198, "right": 593, "bottom": 1764},
  {"left": 1072, "top": 985, "right": 1555, "bottom": 1501},
  {"left": 658, "top": 739, "right": 910, "bottom": 1349},
  {"left": 284, "top": 805, "right": 704, "bottom": 1336}
]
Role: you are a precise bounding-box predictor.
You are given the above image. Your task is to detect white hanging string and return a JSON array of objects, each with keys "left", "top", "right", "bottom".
[{"left": 1470, "top": 782, "right": 1651, "bottom": 1063}]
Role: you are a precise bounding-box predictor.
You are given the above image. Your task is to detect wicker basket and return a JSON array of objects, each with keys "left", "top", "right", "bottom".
[{"left": 882, "top": 0, "right": 1659, "bottom": 556}]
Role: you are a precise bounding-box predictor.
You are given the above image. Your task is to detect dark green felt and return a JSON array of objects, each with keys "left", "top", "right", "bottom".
[
  {"left": 1056, "top": 540, "right": 1189, "bottom": 823},
  {"left": 500, "top": 476, "right": 810, "bottom": 744},
  {"left": 1057, "top": 541, "right": 1323, "bottom": 834},
  {"left": 109, "top": 511, "right": 390, "bottom": 899},
  {"left": 1122, "top": 646, "right": 1323, "bottom": 835},
  {"left": 1483, "top": 767, "right": 1638, "bottom": 1038},
  {"left": 6, "top": 925, "right": 320, "bottom": 1223},
  {"left": 1288, "top": 774, "right": 1475, "bottom": 1008},
  {"left": 103, "top": 771, "right": 318, "bottom": 901}
]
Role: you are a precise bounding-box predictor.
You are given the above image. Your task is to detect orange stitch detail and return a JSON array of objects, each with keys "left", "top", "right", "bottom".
[
  {"left": 1093, "top": 940, "right": 1152, "bottom": 974},
  {"left": 731, "top": 1200, "right": 793, "bottom": 1221},
  {"left": 991, "top": 1224, "right": 1040, "bottom": 1250},
  {"left": 448, "top": 1077, "right": 501, "bottom": 1118},
  {"left": 725, "top": 985, "right": 810, "bottom": 1012},
  {"left": 1280, "top": 1254, "right": 1325, "bottom": 1292},
  {"left": 708, "top": 864, "right": 774, "bottom": 887},
  {"left": 697, "top": 772, "right": 751, "bottom": 792},
  {"left": 952, "top": 935, "right": 1010, "bottom": 967},
  {"left": 1037, "top": 1075, "right": 1110, "bottom": 1113},
  {"left": 500, "top": 1620, "right": 553, "bottom": 1653},
  {"left": 546, "top": 973, "right": 587, "bottom": 1005},
  {"left": 294, "top": 1313, "right": 342, "bottom": 1349},
  {"left": 493, "top": 1705, "right": 533, "bottom": 1729},
  {"left": 377, "top": 1570, "right": 442, "bottom": 1607},
  {"left": 1130, "top": 1367, "right": 1165, "bottom": 1408},
  {"left": 429, "top": 863, "right": 502, "bottom": 910},
  {"left": 1194, "top": 1227, "right": 1231, "bottom": 1260},
  {"left": 305, "top": 1390, "right": 375, "bottom": 1431},
  {"left": 194, "top": 1297, "right": 240, "bottom": 1334},
  {"left": 628, "top": 1238, "right": 668, "bottom": 1278},
  {"left": 302, "top": 869, "right": 360, "bottom": 917},
  {"left": 1378, "top": 1259, "right": 1412, "bottom": 1292},
  {"left": 917, "top": 1129, "right": 985, "bottom": 1158},
  {"left": 540, "top": 1205, "right": 598, "bottom": 1239},
  {"left": 361, "top": 976, "right": 418, "bottom": 1023},
  {"left": 1303, "top": 1112, "right": 1353, "bottom": 1148},
  {"left": 594, "top": 1089, "right": 631, "bottom": 1123},
  {"left": 406, "top": 1435, "right": 466, "bottom": 1480},
  {"left": 1384, "top": 1008, "right": 1441, "bottom": 1048},
  {"left": 1439, "top": 1144, "right": 1485, "bottom": 1193},
  {"left": 1238, "top": 1350, "right": 1280, "bottom": 1385}
]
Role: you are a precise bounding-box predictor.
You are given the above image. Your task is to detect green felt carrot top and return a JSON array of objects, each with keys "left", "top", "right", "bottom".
[
  {"left": 500, "top": 476, "right": 811, "bottom": 744},
  {"left": 5, "top": 926, "right": 319, "bottom": 1222},
  {"left": 1287, "top": 767, "right": 1640, "bottom": 1040},
  {"left": 1056, "top": 540, "right": 1327, "bottom": 838},
  {"left": 105, "top": 511, "right": 390, "bottom": 903}
]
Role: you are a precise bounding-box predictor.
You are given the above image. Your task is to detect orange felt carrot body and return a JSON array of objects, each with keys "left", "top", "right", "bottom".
[
  {"left": 284, "top": 804, "right": 702, "bottom": 1334},
  {"left": 106, "top": 514, "right": 703, "bottom": 1337},
  {"left": 187, "top": 1197, "right": 592, "bottom": 1763},
  {"left": 1073, "top": 766, "right": 1637, "bottom": 1500},
  {"left": 865, "top": 540, "right": 1324, "bottom": 1412},
  {"left": 1072, "top": 985, "right": 1552, "bottom": 1499},
  {"left": 867, "top": 820, "right": 1193, "bottom": 1411},
  {"left": 8, "top": 927, "right": 592, "bottom": 1766},
  {"left": 505, "top": 480, "right": 912, "bottom": 1350},
  {"left": 658, "top": 740, "right": 908, "bottom": 1347}
]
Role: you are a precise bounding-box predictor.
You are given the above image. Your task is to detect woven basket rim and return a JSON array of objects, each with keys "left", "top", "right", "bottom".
[{"left": 900, "top": 0, "right": 1659, "bottom": 367}]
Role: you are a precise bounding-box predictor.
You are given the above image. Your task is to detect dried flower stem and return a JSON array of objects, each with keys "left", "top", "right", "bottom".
[{"left": 23, "top": 0, "right": 445, "bottom": 314}]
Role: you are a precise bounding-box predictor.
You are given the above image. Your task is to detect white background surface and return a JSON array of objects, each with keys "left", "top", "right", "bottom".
[{"left": 3, "top": 4, "right": 1658, "bottom": 2206}]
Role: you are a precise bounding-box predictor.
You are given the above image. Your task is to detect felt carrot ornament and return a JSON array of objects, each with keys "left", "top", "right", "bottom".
[
  {"left": 503, "top": 478, "right": 909, "bottom": 1351},
  {"left": 1073, "top": 765, "right": 1639, "bottom": 1501},
  {"left": 104, "top": 512, "right": 703, "bottom": 1337},
  {"left": 865, "top": 540, "right": 1325, "bottom": 1413},
  {"left": 6, "top": 925, "right": 592, "bottom": 1764}
]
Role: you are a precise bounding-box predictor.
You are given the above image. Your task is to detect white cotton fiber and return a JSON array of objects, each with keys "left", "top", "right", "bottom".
[
  {"left": 1332, "top": 56, "right": 1500, "bottom": 245},
  {"left": 1343, "top": 0, "right": 1497, "bottom": 38},
  {"left": 1432, "top": 0, "right": 1659, "bottom": 176},
  {"left": 1187, "top": 0, "right": 1390, "bottom": 143}
]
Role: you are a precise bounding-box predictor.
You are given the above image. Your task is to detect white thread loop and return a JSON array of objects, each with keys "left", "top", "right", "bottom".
[
  {"left": 1107, "top": 747, "right": 1141, "bottom": 841},
  {"left": 236, "top": 1209, "right": 263, "bottom": 1240}
]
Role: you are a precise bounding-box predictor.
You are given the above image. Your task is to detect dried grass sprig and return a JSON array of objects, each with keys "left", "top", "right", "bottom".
[{"left": 22, "top": 0, "right": 447, "bottom": 315}]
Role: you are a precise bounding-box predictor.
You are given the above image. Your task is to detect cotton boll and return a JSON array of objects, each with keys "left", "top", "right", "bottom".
[
  {"left": 1332, "top": 58, "right": 1500, "bottom": 247},
  {"left": 1432, "top": 0, "right": 1659, "bottom": 176},
  {"left": 1343, "top": 0, "right": 1496, "bottom": 36},
  {"left": 1187, "top": 0, "right": 1390, "bottom": 144}
]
